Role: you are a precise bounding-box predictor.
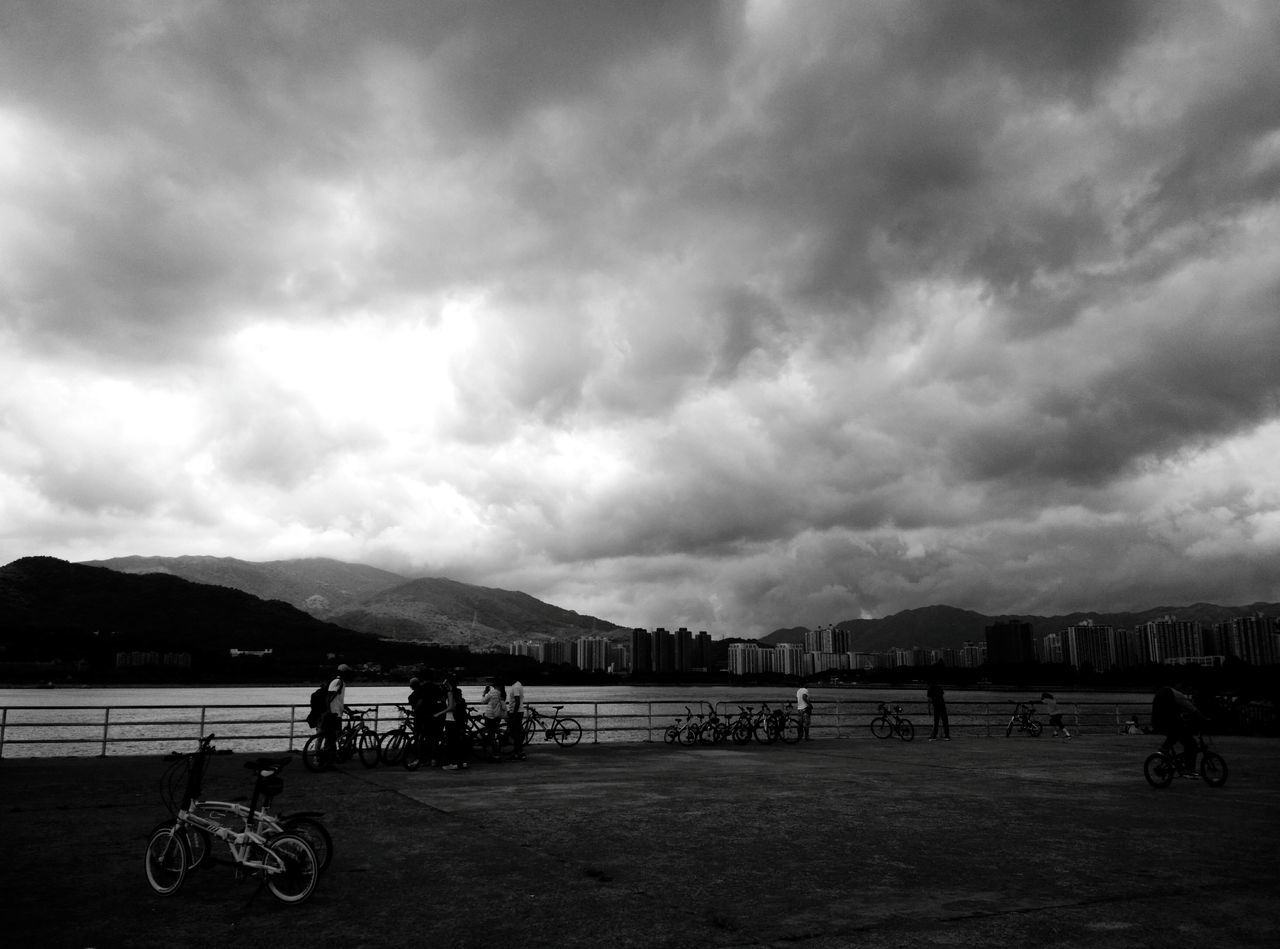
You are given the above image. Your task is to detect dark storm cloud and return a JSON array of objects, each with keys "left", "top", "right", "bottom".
[{"left": 3, "top": 1, "right": 1279, "bottom": 634}]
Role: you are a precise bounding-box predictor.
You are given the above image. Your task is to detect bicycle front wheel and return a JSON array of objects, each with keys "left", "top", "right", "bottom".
[
  {"left": 1201, "top": 752, "right": 1228, "bottom": 787},
  {"left": 897, "top": 720, "right": 915, "bottom": 742},
  {"left": 552, "top": 718, "right": 582, "bottom": 747},
  {"left": 281, "top": 816, "right": 333, "bottom": 871},
  {"left": 357, "top": 730, "right": 380, "bottom": 768},
  {"left": 1144, "top": 752, "right": 1174, "bottom": 788},
  {"left": 779, "top": 715, "right": 803, "bottom": 744},
  {"left": 870, "top": 717, "right": 893, "bottom": 740},
  {"left": 302, "top": 734, "right": 326, "bottom": 772},
  {"left": 379, "top": 730, "right": 407, "bottom": 767},
  {"left": 263, "top": 833, "right": 319, "bottom": 904},
  {"left": 144, "top": 826, "right": 189, "bottom": 896}
]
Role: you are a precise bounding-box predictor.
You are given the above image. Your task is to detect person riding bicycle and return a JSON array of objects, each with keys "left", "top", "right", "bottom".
[{"left": 1151, "top": 684, "right": 1203, "bottom": 773}]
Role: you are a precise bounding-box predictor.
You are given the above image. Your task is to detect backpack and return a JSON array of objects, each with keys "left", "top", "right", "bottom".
[{"left": 305, "top": 683, "right": 328, "bottom": 728}]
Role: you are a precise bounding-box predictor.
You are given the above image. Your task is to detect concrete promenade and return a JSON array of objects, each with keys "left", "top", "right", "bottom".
[{"left": 3, "top": 733, "right": 1277, "bottom": 949}]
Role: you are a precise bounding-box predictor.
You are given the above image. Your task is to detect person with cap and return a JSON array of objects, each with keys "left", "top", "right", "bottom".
[{"left": 321, "top": 663, "right": 350, "bottom": 769}]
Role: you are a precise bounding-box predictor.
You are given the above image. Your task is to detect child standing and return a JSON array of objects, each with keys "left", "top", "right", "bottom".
[{"left": 1041, "top": 692, "right": 1072, "bottom": 740}]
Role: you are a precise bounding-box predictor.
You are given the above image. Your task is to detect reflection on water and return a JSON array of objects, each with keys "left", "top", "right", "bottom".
[{"left": 0, "top": 684, "right": 1152, "bottom": 758}]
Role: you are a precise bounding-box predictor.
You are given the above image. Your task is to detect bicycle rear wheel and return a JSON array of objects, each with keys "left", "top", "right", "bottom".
[
  {"left": 1027, "top": 721, "right": 1043, "bottom": 737},
  {"left": 281, "top": 815, "right": 333, "bottom": 871},
  {"left": 1200, "top": 752, "right": 1228, "bottom": 787},
  {"left": 679, "top": 722, "right": 699, "bottom": 746},
  {"left": 552, "top": 718, "right": 582, "bottom": 747},
  {"left": 262, "top": 834, "right": 319, "bottom": 904},
  {"left": 663, "top": 724, "right": 679, "bottom": 745},
  {"left": 1144, "top": 752, "right": 1174, "bottom": 788},
  {"left": 870, "top": 717, "right": 893, "bottom": 740},
  {"left": 897, "top": 720, "right": 915, "bottom": 742},
  {"left": 144, "top": 826, "right": 189, "bottom": 895},
  {"left": 357, "top": 730, "right": 380, "bottom": 768}
]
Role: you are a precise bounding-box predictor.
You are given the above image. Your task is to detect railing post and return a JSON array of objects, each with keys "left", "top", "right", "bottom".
[
  {"left": 0, "top": 706, "right": 6, "bottom": 759},
  {"left": 100, "top": 706, "right": 111, "bottom": 757},
  {"left": 593, "top": 703, "right": 599, "bottom": 744},
  {"left": 199, "top": 706, "right": 207, "bottom": 742}
]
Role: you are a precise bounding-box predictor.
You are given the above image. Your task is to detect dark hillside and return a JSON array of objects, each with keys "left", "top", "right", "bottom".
[{"left": 0, "top": 556, "right": 373, "bottom": 653}]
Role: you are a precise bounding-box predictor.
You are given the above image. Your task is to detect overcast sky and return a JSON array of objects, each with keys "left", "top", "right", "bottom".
[{"left": 2, "top": 2, "right": 1279, "bottom": 637}]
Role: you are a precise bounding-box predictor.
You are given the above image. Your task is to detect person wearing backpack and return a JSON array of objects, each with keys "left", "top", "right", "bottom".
[
  {"left": 320, "top": 664, "right": 350, "bottom": 768},
  {"left": 306, "top": 682, "right": 328, "bottom": 730}
]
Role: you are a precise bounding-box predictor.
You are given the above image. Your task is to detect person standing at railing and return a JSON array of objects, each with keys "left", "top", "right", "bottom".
[
  {"left": 438, "top": 676, "right": 468, "bottom": 771},
  {"left": 796, "top": 685, "right": 812, "bottom": 740},
  {"left": 506, "top": 676, "right": 526, "bottom": 760},
  {"left": 481, "top": 678, "right": 505, "bottom": 759},
  {"left": 321, "top": 664, "right": 350, "bottom": 768},
  {"left": 927, "top": 682, "right": 951, "bottom": 741}
]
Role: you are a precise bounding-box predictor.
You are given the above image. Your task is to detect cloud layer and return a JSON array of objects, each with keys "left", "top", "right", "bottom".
[{"left": 3, "top": 1, "right": 1279, "bottom": 635}]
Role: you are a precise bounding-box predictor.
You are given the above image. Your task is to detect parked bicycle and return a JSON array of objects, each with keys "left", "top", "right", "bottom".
[
  {"left": 775, "top": 701, "right": 805, "bottom": 745},
  {"left": 145, "top": 735, "right": 321, "bottom": 903},
  {"left": 870, "top": 702, "right": 915, "bottom": 742},
  {"left": 377, "top": 704, "right": 415, "bottom": 766},
  {"left": 664, "top": 706, "right": 700, "bottom": 745},
  {"left": 154, "top": 733, "right": 332, "bottom": 872},
  {"left": 522, "top": 704, "right": 583, "bottom": 747},
  {"left": 303, "top": 706, "right": 380, "bottom": 771},
  {"left": 1004, "top": 701, "right": 1042, "bottom": 738},
  {"left": 1143, "top": 734, "right": 1228, "bottom": 788}
]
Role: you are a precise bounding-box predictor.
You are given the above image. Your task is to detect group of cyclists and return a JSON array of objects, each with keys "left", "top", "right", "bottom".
[
  {"left": 314, "top": 665, "right": 1213, "bottom": 776},
  {"left": 316, "top": 665, "right": 526, "bottom": 771}
]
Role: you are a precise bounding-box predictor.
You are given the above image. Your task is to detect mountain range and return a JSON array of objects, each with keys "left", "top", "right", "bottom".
[
  {"left": 76, "top": 555, "right": 621, "bottom": 648},
  {"left": 5, "top": 555, "right": 1276, "bottom": 655},
  {"left": 762, "top": 602, "right": 1280, "bottom": 653}
]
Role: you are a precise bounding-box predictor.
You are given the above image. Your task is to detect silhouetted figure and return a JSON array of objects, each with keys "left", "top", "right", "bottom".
[
  {"left": 927, "top": 682, "right": 950, "bottom": 741},
  {"left": 1152, "top": 685, "right": 1201, "bottom": 772}
]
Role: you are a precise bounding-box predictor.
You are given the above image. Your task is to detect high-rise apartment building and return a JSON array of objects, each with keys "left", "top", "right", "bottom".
[{"left": 986, "top": 622, "right": 1037, "bottom": 664}]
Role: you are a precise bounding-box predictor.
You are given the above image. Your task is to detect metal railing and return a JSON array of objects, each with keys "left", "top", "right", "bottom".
[{"left": 0, "top": 698, "right": 1155, "bottom": 758}]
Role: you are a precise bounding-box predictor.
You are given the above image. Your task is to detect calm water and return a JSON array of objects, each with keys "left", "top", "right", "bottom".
[{"left": 0, "top": 684, "right": 1151, "bottom": 757}]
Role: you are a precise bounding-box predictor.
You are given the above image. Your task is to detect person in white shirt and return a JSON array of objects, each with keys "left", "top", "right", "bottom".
[
  {"left": 506, "top": 677, "right": 526, "bottom": 759},
  {"left": 796, "top": 685, "right": 812, "bottom": 740},
  {"left": 321, "top": 663, "right": 350, "bottom": 768}
]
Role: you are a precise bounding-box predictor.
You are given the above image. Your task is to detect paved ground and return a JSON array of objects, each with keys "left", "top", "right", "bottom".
[{"left": 2, "top": 732, "right": 1277, "bottom": 949}]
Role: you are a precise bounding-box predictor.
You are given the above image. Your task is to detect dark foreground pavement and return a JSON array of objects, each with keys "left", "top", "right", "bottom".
[{"left": 2, "top": 733, "right": 1277, "bottom": 949}]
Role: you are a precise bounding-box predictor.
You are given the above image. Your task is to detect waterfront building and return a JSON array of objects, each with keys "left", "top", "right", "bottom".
[
  {"left": 727, "top": 642, "right": 766, "bottom": 676},
  {"left": 773, "top": 642, "right": 803, "bottom": 676},
  {"left": 576, "top": 635, "right": 612, "bottom": 673},
  {"left": 986, "top": 621, "right": 1037, "bottom": 665},
  {"left": 629, "top": 628, "right": 653, "bottom": 674},
  {"left": 1063, "top": 622, "right": 1115, "bottom": 672}
]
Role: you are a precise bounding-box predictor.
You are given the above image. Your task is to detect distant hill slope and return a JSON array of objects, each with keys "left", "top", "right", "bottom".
[
  {"left": 79, "top": 555, "right": 623, "bottom": 649},
  {"left": 0, "top": 556, "right": 374, "bottom": 652},
  {"left": 762, "top": 603, "right": 1280, "bottom": 652},
  {"left": 328, "top": 577, "right": 622, "bottom": 648},
  {"left": 81, "top": 555, "right": 405, "bottom": 615}
]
